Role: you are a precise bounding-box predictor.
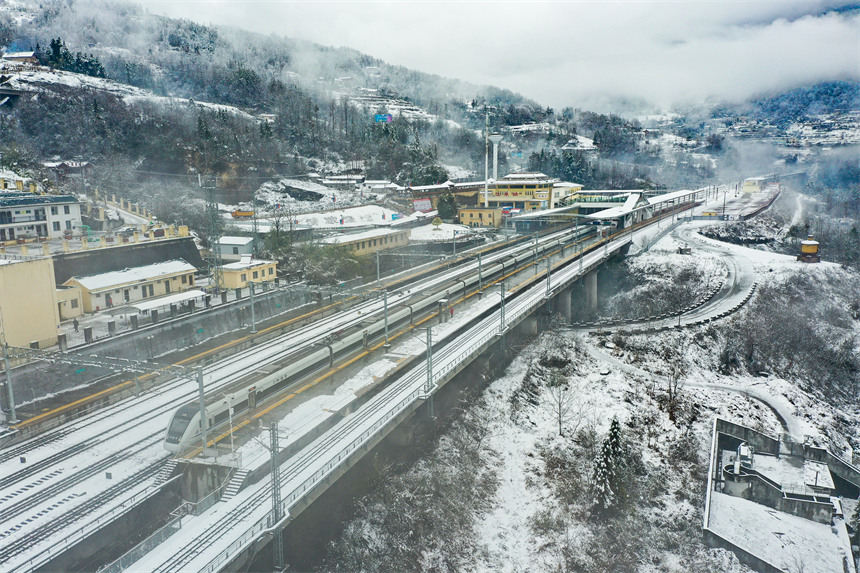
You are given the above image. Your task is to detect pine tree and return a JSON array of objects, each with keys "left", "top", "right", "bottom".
[{"left": 591, "top": 441, "right": 615, "bottom": 513}]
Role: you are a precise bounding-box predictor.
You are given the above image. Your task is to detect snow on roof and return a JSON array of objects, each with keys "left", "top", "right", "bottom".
[
  {"left": 560, "top": 135, "right": 597, "bottom": 150},
  {"left": 509, "top": 204, "right": 581, "bottom": 220},
  {"left": 410, "top": 222, "right": 473, "bottom": 243},
  {"left": 2, "top": 51, "right": 35, "bottom": 59},
  {"left": 646, "top": 189, "right": 697, "bottom": 205},
  {"left": 218, "top": 236, "right": 254, "bottom": 246},
  {"left": 0, "top": 193, "right": 77, "bottom": 207},
  {"left": 68, "top": 260, "right": 195, "bottom": 291},
  {"left": 126, "top": 289, "right": 206, "bottom": 312},
  {"left": 708, "top": 491, "right": 852, "bottom": 573},
  {"left": 501, "top": 172, "right": 551, "bottom": 181},
  {"left": 222, "top": 258, "right": 274, "bottom": 270},
  {"left": 320, "top": 227, "right": 403, "bottom": 245}
]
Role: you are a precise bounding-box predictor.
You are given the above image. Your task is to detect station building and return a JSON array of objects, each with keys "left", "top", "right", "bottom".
[
  {"left": 481, "top": 173, "right": 578, "bottom": 211},
  {"left": 63, "top": 259, "right": 197, "bottom": 313},
  {"left": 220, "top": 256, "right": 277, "bottom": 289},
  {"left": 319, "top": 228, "right": 410, "bottom": 256}
]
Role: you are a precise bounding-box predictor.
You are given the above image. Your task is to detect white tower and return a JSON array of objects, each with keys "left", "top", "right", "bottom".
[{"left": 489, "top": 134, "right": 503, "bottom": 181}]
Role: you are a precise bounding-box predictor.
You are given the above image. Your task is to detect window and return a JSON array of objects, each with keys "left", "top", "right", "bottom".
[
  {"left": 165, "top": 280, "right": 171, "bottom": 293},
  {"left": 253, "top": 271, "right": 259, "bottom": 279},
  {"left": 64, "top": 205, "right": 70, "bottom": 214},
  {"left": 51, "top": 206, "right": 58, "bottom": 215},
  {"left": 181, "top": 275, "right": 187, "bottom": 284},
  {"left": 53, "top": 221, "right": 61, "bottom": 231},
  {"left": 148, "top": 284, "right": 154, "bottom": 297},
  {"left": 70, "top": 299, "right": 78, "bottom": 309},
  {"left": 232, "top": 247, "right": 239, "bottom": 255},
  {"left": 188, "top": 275, "right": 194, "bottom": 285},
  {"left": 268, "top": 267, "right": 273, "bottom": 275},
  {"left": 65, "top": 220, "right": 72, "bottom": 230},
  {"left": 241, "top": 273, "right": 247, "bottom": 281}
]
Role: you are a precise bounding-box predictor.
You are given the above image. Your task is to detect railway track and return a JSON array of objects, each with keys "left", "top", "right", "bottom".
[{"left": 0, "top": 226, "right": 594, "bottom": 572}]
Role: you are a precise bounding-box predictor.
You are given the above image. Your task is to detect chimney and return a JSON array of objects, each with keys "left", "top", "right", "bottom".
[{"left": 489, "top": 134, "right": 503, "bottom": 181}]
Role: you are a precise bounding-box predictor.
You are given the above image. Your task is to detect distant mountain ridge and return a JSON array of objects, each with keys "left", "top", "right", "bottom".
[{"left": 712, "top": 80, "right": 860, "bottom": 126}]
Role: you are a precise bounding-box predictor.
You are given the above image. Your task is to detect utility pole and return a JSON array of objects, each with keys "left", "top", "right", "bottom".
[
  {"left": 424, "top": 328, "right": 433, "bottom": 394},
  {"left": 499, "top": 280, "right": 506, "bottom": 334},
  {"left": 2, "top": 343, "right": 17, "bottom": 423},
  {"left": 546, "top": 257, "right": 551, "bottom": 297},
  {"left": 478, "top": 252, "right": 483, "bottom": 292},
  {"left": 197, "top": 368, "right": 207, "bottom": 455},
  {"left": 269, "top": 421, "right": 285, "bottom": 571},
  {"left": 483, "top": 112, "right": 489, "bottom": 208},
  {"left": 383, "top": 290, "right": 389, "bottom": 346},
  {"left": 249, "top": 282, "right": 257, "bottom": 334}
]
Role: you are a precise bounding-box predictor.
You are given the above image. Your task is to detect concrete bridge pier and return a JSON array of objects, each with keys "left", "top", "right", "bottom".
[
  {"left": 585, "top": 271, "right": 598, "bottom": 310},
  {"left": 556, "top": 287, "right": 572, "bottom": 322},
  {"left": 522, "top": 315, "right": 539, "bottom": 336}
]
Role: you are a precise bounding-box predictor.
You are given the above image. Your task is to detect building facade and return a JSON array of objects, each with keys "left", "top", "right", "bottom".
[
  {"left": 0, "top": 256, "right": 60, "bottom": 348},
  {"left": 64, "top": 259, "right": 197, "bottom": 312},
  {"left": 319, "top": 228, "right": 410, "bottom": 256},
  {"left": 458, "top": 207, "right": 503, "bottom": 228},
  {"left": 221, "top": 257, "right": 277, "bottom": 289},
  {"left": 217, "top": 236, "right": 255, "bottom": 262},
  {"left": 483, "top": 173, "right": 565, "bottom": 211},
  {"left": 0, "top": 194, "right": 82, "bottom": 241}
]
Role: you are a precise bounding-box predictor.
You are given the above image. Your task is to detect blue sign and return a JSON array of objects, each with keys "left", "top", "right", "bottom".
[{"left": 374, "top": 114, "right": 393, "bottom": 123}]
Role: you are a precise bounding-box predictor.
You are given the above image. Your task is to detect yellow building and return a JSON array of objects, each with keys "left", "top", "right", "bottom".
[
  {"left": 221, "top": 257, "right": 277, "bottom": 289},
  {"left": 0, "top": 256, "right": 60, "bottom": 348},
  {"left": 64, "top": 259, "right": 197, "bottom": 313},
  {"left": 482, "top": 173, "right": 578, "bottom": 211},
  {"left": 458, "top": 207, "right": 503, "bottom": 228},
  {"left": 319, "top": 228, "right": 410, "bottom": 256},
  {"left": 55, "top": 285, "right": 84, "bottom": 321}
]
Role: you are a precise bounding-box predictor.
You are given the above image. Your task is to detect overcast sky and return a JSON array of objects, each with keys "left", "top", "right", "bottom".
[{"left": 136, "top": 0, "right": 860, "bottom": 110}]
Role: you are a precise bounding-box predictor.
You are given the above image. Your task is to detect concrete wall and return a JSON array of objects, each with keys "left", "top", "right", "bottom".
[
  {"left": 716, "top": 418, "right": 781, "bottom": 455},
  {"left": 0, "top": 256, "right": 59, "bottom": 347}
]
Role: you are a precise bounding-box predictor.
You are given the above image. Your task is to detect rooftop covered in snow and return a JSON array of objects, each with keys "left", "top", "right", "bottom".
[{"left": 66, "top": 259, "right": 196, "bottom": 292}]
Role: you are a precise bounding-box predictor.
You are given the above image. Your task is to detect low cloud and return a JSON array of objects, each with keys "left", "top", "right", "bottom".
[{"left": 137, "top": 0, "right": 860, "bottom": 110}]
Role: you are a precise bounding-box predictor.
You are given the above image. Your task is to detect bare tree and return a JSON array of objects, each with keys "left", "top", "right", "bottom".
[
  {"left": 661, "top": 339, "right": 687, "bottom": 422},
  {"left": 545, "top": 371, "right": 589, "bottom": 437}
]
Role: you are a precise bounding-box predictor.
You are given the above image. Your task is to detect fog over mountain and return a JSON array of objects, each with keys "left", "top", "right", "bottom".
[{"left": 136, "top": 0, "right": 860, "bottom": 112}]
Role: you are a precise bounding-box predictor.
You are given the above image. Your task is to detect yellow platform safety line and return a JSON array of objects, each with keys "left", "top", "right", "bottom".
[
  {"left": 11, "top": 296, "right": 355, "bottom": 430},
  {"left": 181, "top": 263, "right": 532, "bottom": 459}
]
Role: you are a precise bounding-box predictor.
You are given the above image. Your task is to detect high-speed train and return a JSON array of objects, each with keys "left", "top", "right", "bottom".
[{"left": 164, "top": 225, "right": 596, "bottom": 452}]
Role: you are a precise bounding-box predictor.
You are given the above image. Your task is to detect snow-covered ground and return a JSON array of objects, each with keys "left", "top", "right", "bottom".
[{"left": 326, "top": 199, "right": 859, "bottom": 572}]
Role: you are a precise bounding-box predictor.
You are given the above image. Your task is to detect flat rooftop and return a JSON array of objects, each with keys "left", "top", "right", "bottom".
[
  {"left": 320, "top": 227, "right": 402, "bottom": 245},
  {"left": 708, "top": 492, "right": 854, "bottom": 573},
  {"left": 752, "top": 452, "right": 835, "bottom": 493}
]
